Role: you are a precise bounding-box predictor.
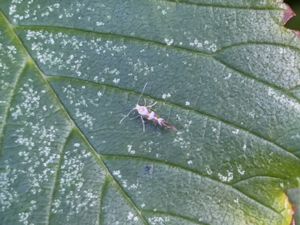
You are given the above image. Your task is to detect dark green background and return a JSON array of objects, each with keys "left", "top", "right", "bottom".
[{"left": 285, "top": 0, "right": 300, "bottom": 30}]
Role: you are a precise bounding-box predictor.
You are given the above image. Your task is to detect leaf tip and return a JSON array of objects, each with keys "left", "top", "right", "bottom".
[
  {"left": 282, "top": 3, "right": 296, "bottom": 25},
  {"left": 282, "top": 1, "right": 300, "bottom": 39},
  {"left": 286, "top": 189, "right": 300, "bottom": 225}
]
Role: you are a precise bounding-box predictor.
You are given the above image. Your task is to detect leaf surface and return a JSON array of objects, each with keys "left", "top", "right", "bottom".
[{"left": 0, "top": 0, "right": 300, "bottom": 225}]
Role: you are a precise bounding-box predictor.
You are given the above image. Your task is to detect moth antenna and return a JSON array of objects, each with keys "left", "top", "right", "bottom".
[
  {"left": 120, "top": 83, "right": 148, "bottom": 124},
  {"left": 136, "top": 82, "right": 148, "bottom": 105}
]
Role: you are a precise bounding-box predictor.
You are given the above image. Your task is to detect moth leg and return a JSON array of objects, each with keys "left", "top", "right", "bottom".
[
  {"left": 148, "top": 101, "right": 157, "bottom": 108},
  {"left": 119, "top": 108, "right": 135, "bottom": 124},
  {"left": 140, "top": 116, "right": 146, "bottom": 132},
  {"left": 130, "top": 115, "right": 140, "bottom": 120}
]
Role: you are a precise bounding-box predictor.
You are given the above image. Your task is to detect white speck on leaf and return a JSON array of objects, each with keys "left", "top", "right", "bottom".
[
  {"left": 96, "top": 21, "right": 104, "bottom": 26},
  {"left": 164, "top": 38, "right": 174, "bottom": 46},
  {"left": 224, "top": 73, "right": 232, "bottom": 80},
  {"left": 237, "top": 165, "right": 245, "bottom": 175},
  {"left": 97, "top": 91, "right": 103, "bottom": 97},
  {"left": 113, "top": 78, "right": 120, "bottom": 84},
  {"left": 127, "top": 145, "right": 135, "bottom": 155},
  {"left": 232, "top": 129, "right": 239, "bottom": 135},
  {"left": 162, "top": 93, "right": 171, "bottom": 99},
  {"left": 218, "top": 170, "right": 234, "bottom": 182},
  {"left": 113, "top": 170, "right": 122, "bottom": 178},
  {"left": 149, "top": 216, "right": 170, "bottom": 225},
  {"left": 206, "top": 166, "right": 213, "bottom": 175},
  {"left": 74, "top": 143, "right": 80, "bottom": 147}
]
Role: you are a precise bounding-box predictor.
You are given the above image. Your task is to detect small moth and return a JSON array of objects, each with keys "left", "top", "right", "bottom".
[{"left": 119, "top": 83, "right": 177, "bottom": 132}]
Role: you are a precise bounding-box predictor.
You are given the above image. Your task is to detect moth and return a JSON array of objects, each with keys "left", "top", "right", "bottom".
[{"left": 119, "top": 83, "right": 177, "bottom": 132}]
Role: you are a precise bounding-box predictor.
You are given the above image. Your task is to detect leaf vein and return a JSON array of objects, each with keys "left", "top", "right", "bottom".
[
  {"left": 0, "top": 62, "right": 26, "bottom": 154},
  {"left": 72, "top": 129, "right": 151, "bottom": 225},
  {"left": 231, "top": 175, "right": 286, "bottom": 186},
  {"left": 16, "top": 25, "right": 300, "bottom": 101},
  {"left": 158, "top": 0, "right": 281, "bottom": 10},
  {"left": 46, "top": 130, "right": 72, "bottom": 225},
  {"left": 98, "top": 178, "right": 110, "bottom": 225},
  {"left": 103, "top": 154, "right": 281, "bottom": 216},
  {"left": 142, "top": 209, "right": 209, "bottom": 225},
  {"left": 48, "top": 75, "right": 300, "bottom": 162}
]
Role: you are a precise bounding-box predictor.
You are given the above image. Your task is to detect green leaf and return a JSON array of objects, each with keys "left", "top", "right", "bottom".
[{"left": 0, "top": 0, "right": 299, "bottom": 224}]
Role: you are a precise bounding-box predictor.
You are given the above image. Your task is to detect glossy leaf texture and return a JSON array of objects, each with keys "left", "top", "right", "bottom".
[{"left": 0, "top": 0, "right": 300, "bottom": 225}]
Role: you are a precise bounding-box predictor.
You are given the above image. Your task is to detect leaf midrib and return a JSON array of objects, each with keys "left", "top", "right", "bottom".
[{"left": 0, "top": 11, "right": 151, "bottom": 225}]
